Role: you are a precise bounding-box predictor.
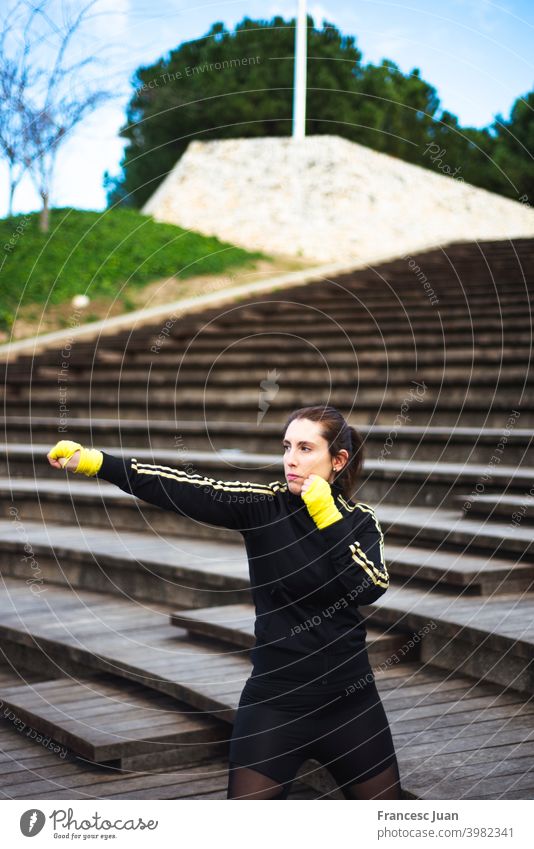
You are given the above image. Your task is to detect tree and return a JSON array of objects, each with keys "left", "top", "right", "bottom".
[
  {"left": 0, "top": 1, "right": 41, "bottom": 216},
  {"left": 492, "top": 91, "right": 534, "bottom": 204},
  {"left": 106, "top": 14, "right": 532, "bottom": 209},
  {"left": 0, "top": 0, "right": 114, "bottom": 231}
]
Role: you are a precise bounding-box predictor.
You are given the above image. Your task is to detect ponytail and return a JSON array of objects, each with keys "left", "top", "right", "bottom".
[{"left": 333, "top": 425, "right": 365, "bottom": 499}]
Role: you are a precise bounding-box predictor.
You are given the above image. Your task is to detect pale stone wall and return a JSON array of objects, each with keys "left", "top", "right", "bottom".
[{"left": 142, "top": 135, "right": 534, "bottom": 264}]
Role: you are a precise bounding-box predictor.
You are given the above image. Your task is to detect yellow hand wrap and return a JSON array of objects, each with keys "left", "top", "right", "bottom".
[
  {"left": 48, "top": 440, "right": 103, "bottom": 477},
  {"left": 301, "top": 475, "right": 343, "bottom": 529}
]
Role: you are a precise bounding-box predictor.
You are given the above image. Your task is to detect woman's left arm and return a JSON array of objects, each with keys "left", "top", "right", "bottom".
[
  {"left": 316, "top": 507, "right": 389, "bottom": 605},
  {"left": 302, "top": 475, "right": 389, "bottom": 605},
  {"left": 47, "top": 440, "right": 279, "bottom": 533}
]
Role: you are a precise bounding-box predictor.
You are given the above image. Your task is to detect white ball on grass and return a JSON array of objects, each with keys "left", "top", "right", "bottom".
[{"left": 71, "top": 294, "right": 90, "bottom": 309}]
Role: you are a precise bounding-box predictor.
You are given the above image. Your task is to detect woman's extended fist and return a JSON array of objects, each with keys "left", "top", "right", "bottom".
[
  {"left": 47, "top": 440, "right": 103, "bottom": 476},
  {"left": 47, "top": 440, "right": 83, "bottom": 472}
]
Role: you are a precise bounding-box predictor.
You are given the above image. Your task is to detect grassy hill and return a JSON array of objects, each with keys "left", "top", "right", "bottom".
[{"left": 0, "top": 207, "right": 267, "bottom": 335}]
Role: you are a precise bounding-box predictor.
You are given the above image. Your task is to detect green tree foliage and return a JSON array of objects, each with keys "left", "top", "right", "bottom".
[
  {"left": 105, "top": 15, "right": 532, "bottom": 208},
  {"left": 492, "top": 91, "right": 534, "bottom": 205}
]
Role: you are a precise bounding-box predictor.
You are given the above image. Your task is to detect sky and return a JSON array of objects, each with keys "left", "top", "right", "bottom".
[{"left": 1, "top": 0, "right": 533, "bottom": 217}]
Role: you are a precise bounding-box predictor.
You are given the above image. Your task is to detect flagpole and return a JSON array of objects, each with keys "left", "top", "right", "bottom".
[{"left": 292, "top": 0, "right": 307, "bottom": 139}]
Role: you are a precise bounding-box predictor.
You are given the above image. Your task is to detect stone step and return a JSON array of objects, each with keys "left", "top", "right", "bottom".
[
  {"left": 378, "top": 503, "right": 534, "bottom": 565},
  {"left": 4, "top": 395, "right": 529, "bottom": 428},
  {"left": 6, "top": 327, "right": 533, "bottom": 367},
  {"left": 365, "top": 584, "right": 534, "bottom": 694},
  {"left": 355, "top": 459, "right": 534, "bottom": 509},
  {"left": 7, "top": 344, "right": 532, "bottom": 373},
  {"left": 115, "top": 347, "right": 534, "bottom": 374},
  {"left": 140, "top": 311, "right": 534, "bottom": 335},
  {"left": 1, "top": 577, "right": 534, "bottom": 799},
  {"left": 217, "top": 289, "right": 530, "bottom": 308},
  {"left": 156, "top": 330, "right": 534, "bottom": 356},
  {"left": 6, "top": 444, "right": 534, "bottom": 510},
  {"left": 3, "top": 417, "right": 532, "bottom": 465},
  {"left": 23, "top": 323, "right": 531, "bottom": 354},
  {"left": 3, "top": 364, "right": 529, "bottom": 396},
  {"left": 1, "top": 476, "right": 246, "bottom": 542},
  {"left": 384, "top": 543, "right": 534, "bottom": 596},
  {"left": 452, "top": 493, "right": 534, "bottom": 525},
  {"left": 0, "top": 673, "right": 230, "bottom": 768},
  {"left": 207, "top": 312, "right": 530, "bottom": 336},
  {"left": 216, "top": 290, "right": 503, "bottom": 307},
  {"left": 0, "top": 517, "right": 250, "bottom": 606},
  {"left": 216, "top": 293, "right": 529, "bottom": 315},
  {"left": 6, "top": 363, "right": 531, "bottom": 389},
  {"left": 6, "top": 382, "right": 530, "bottom": 412}
]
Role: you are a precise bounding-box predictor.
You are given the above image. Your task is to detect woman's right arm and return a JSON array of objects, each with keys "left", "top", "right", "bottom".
[{"left": 47, "top": 440, "right": 280, "bottom": 533}]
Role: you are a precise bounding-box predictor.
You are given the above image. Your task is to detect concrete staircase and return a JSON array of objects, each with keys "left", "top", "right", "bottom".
[{"left": 1, "top": 237, "right": 533, "bottom": 799}]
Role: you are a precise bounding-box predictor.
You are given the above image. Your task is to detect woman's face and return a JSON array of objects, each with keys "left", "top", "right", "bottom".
[{"left": 282, "top": 418, "right": 348, "bottom": 495}]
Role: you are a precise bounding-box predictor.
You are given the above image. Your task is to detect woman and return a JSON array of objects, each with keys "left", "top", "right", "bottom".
[{"left": 47, "top": 404, "right": 401, "bottom": 800}]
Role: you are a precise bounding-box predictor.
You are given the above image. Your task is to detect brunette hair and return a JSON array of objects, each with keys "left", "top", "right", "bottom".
[{"left": 282, "top": 405, "right": 365, "bottom": 499}]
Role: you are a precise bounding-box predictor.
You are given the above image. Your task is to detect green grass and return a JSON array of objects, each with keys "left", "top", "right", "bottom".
[{"left": 0, "top": 207, "right": 266, "bottom": 331}]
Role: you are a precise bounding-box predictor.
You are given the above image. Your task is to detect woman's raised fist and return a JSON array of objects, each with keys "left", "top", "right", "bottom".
[{"left": 47, "top": 440, "right": 103, "bottom": 476}]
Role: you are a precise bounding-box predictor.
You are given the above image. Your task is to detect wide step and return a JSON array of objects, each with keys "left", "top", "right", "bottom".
[
  {"left": 0, "top": 673, "right": 229, "bottom": 768},
  {"left": 2, "top": 416, "right": 534, "bottom": 464},
  {"left": 366, "top": 584, "right": 534, "bottom": 693},
  {"left": 454, "top": 493, "right": 534, "bottom": 525}
]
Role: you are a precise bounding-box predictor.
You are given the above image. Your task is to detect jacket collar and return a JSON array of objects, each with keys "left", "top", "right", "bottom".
[{"left": 331, "top": 479, "right": 344, "bottom": 496}]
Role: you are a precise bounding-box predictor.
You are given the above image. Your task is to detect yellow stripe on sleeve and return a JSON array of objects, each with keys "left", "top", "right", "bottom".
[{"left": 131, "top": 459, "right": 280, "bottom": 497}]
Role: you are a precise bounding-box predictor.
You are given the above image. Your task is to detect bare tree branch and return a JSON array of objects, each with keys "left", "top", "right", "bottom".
[
  {"left": 0, "top": 0, "right": 117, "bottom": 229},
  {"left": 0, "top": 0, "right": 45, "bottom": 214}
]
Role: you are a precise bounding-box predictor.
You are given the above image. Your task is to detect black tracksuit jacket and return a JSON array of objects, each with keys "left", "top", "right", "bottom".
[{"left": 95, "top": 452, "right": 390, "bottom": 676}]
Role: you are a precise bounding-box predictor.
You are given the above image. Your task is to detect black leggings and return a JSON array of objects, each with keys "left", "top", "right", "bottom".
[{"left": 228, "top": 671, "right": 401, "bottom": 799}]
